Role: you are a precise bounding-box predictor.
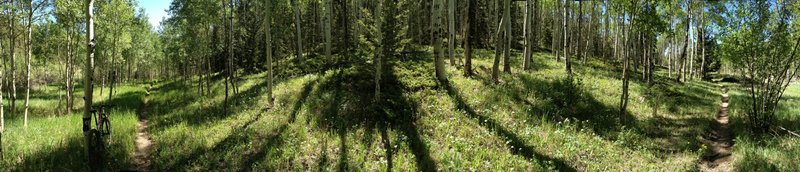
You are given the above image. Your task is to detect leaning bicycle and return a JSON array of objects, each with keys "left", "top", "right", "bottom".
[{"left": 83, "top": 105, "right": 113, "bottom": 171}]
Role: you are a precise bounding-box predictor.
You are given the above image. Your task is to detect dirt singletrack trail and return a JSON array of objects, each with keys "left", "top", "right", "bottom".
[
  {"left": 699, "top": 86, "right": 734, "bottom": 171},
  {"left": 132, "top": 86, "right": 153, "bottom": 171}
]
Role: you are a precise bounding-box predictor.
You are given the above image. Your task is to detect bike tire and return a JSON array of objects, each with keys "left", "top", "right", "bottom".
[{"left": 88, "top": 129, "right": 106, "bottom": 171}]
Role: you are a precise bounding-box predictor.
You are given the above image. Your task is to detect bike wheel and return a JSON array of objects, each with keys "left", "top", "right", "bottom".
[{"left": 88, "top": 129, "right": 106, "bottom": 171}]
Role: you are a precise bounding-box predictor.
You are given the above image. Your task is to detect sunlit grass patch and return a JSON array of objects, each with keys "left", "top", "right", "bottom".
[{"left": 1, "top": 85, "right": 142, "bottom": 171}]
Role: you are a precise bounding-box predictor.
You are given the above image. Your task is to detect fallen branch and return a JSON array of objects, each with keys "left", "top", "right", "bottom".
[{"left": 778, "top": 126, "right": 800, "bottom": 137}]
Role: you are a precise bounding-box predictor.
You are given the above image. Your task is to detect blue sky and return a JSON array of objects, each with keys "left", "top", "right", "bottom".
[{"left": 137, "top": 0, "right": 172, "bottom": 29}]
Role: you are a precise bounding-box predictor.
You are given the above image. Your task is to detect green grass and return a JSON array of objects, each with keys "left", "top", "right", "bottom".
[
  {"left": 1, "top": 85, "right": 144, "bottom": 171},
  {"left": 1, "top": 49, "right": 798, "bottom": 171}
]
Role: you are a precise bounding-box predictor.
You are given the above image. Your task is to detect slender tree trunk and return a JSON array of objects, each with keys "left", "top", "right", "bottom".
[
  {"left": 1, "top": 22, "right": 4, "bottom": 130},
  {"left": 669, "top": 14, "right": 674, "bottom": 78},
  {"left": 230, "top": 6, "right": 238, "bottom": 95},
  {"left": 615, "top": 15, "right": 619, "bottom": 60},
  {"left": 313, "top": 0, "right": 321, "bottom": 46},
  {"left": 604, "top": 0, "right": 609, "bottom": 57},
  {"left": 640, "top": 33, "right": 645, "bottom": 81},
  {"left": 108, "top": 24, "right": 121, "bottom": 103},
  {"left": 325, "top": 0, "right": 332, "bottom": 64},
  {"left": 100, "top": 71, "right": 104, "bottom": 96},
  {"left": 564, "top": 0, "right": 572, "bottom": 76},
  {"left": 523, "top": 0, "right": 531, "bottom": 70},
  {"left": 699, "top": 1, "right": 705, "bottom": 79},
  {"left": 24, "top": 0, "right": 32, "bottom": 127},
  {"left": 688, "top": 15, "right": 694, "bottom": 80},
  {"left": 502, "top": 0, "right": 511, "bottom": 73},
  {"left": 68, "top": 24, "right": 75, "bottom": 114},
  {"left": 434, "top": 0, "right": 447, "bottom": 82},
  {"left": 553, "top": 0, "right": 559, "bottom": 62},
  {"left": 576, "top": 0, "right": 582, "bottom": 64},
  {"left": 585, "top": 0, "right": 594, "bottom": 61},
  {"left": 10, "top": 0, "right": 17, "bottom": 118},
  {"left": 205, "top": 27, "right": 211, "bottom": 96},
  {"left": 463, "top": 0, "right": 474, "bottom": 76},
  {"left": 621, "top": 5, "right": 637, "bottom": 122},
  {"left": 677, "top": 0, "right": 690, "bottom": 82},
  {"left": 354, "top": 0, "right": 361, "bottom": 50},
  {"left": 448, "top": 0, "right": 455, "bottom": 65},
  {"left": 492, "top": 13, "right": 505, "bottom": 82},
  {"left": 340, "top": 0, "right": 351, "bottom": 52},
  {"left": 620, "top": 45, "right": 629, "bottom": 121},
  {"left": 84, "top": 0, "right": 96, "bottom": 139},
  {"left": 223, "top": 0, "right": 231, "bottom": 114},
  {"left": 292, "top": 0, "right": 303, "bottom": 60},
  {"left": 265, "top": 0, "right": 274, "bottom": 106}
]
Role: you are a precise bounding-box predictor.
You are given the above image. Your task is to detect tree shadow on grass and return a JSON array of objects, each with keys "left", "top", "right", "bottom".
[
  {"left": 102, "top": 90, "right": 146, "bottom": 112},
  {"left": 514, "top": 74, "right": 715, "bottom": 154},
  {"left": 148, "top": 77, "right": 274, "bottom": 132},
  {"left": 158, "top": 79, "right": 318, "bottom": 171},
  {"left": 509, "top": 75, "right": 635, "bottom": 136},
  {"left": 305, "top": 60, "right": 437, "bottom": 171},
  {"left": 641, "top": 116, "right": 710, "bottom": 153},
  {"left": 442, "top": 80, "right": 577, "bottom": 172},
  {"left": 15, "top": 131, "right": 134, "bottom": 171}
]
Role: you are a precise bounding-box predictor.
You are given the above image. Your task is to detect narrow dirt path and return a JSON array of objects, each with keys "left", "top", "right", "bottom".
[
  {"left": 132, "top": 87, "right": 153, "bottom": 171},
  {"left": 699, "top": 86, "right": 734, "bottom": 171}
]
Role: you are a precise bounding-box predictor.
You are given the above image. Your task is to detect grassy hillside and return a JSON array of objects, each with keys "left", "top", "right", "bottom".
[{"left": 1, "top": 50, "right": 798, "bottom": 171}]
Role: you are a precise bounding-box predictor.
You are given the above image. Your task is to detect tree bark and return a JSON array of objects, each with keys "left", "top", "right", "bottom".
[
  {"left": 577, "top": 0, "right": 582, "bottom": 64},
  {"left": 434, "top": 0, "right": 447, "bottom": 82},
  {"left": 699, "top": 1, "right": 706, "bottom": 79},
  {"left": 10, "top": 0, "right": 17, "bottom": 118},
  {"left": 553, "top": 0, "right": 559, "bottom": 62},
  {"left": 502, "top": 0, "right": 511, "bottom": 73},
  {"left": 230, "top": 1, "right": 238, "bottom": 95},
  {"left": 523, "top": 0, "right": 532, "bottom": 70},
  {"left": 586, "top": 0, "right": 594, "bottom": 61},
  {"left": 463, "top": 0, "right": 474, "bottom": 76},
  {"left": 325, "top": 0, "right": 332, "bottom": 64},
  {"left": 109, "top": 13, "right": 122, "bottom": 103},
  {"left": 564, "top": 0, "right": 572, "bottom": 76},
  {"left": 448, "top": 0, "right": 455, "bottom": 65},
  {"left": 604, "top": 0, "right": 609, "bottom": 57},
  {"left": 677, "top": 0, "right": 691, "bottom": 82},
  {"left": 266, "top": 0, "right": 274, "bottom": 106},
  {"left": 1, "top": 16, "right": 4, "bottom": 130},
  {"left": 492, "top": 12, "right": 505, "bottom": 82},
  {"left": 688, "top": 7, "right": 694, "bottom": 80},
  {"left": 24, "top": 0, "right": 32, "bottom": 127},
  {"left": 84, "top": 0, "right": 96, "bottom": 138},
  {"left": 292, "top": 0, "right": 303, "bottom": 60},
  {"left": 67, "top": 24, "right": 75, "bottom": 114}
]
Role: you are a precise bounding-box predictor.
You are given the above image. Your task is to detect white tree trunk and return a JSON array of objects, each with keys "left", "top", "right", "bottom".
[
  {"left": 434, "top": 0, "right": 446, "bottom": 82},
  {"left": 523, "top": 0, "right": 531, "bottom": 70},
  {"left": 84, "top": 0, "right": 96, "bottom": 134},
  {"left": 24, "top": 0, "right": 32, "bottom": 127},
  {"left": 448, "top": 0, "right": 455, "bottom": 65},
  {"left": 10, "top": 0, "right": 17, "bottom": 120}
]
